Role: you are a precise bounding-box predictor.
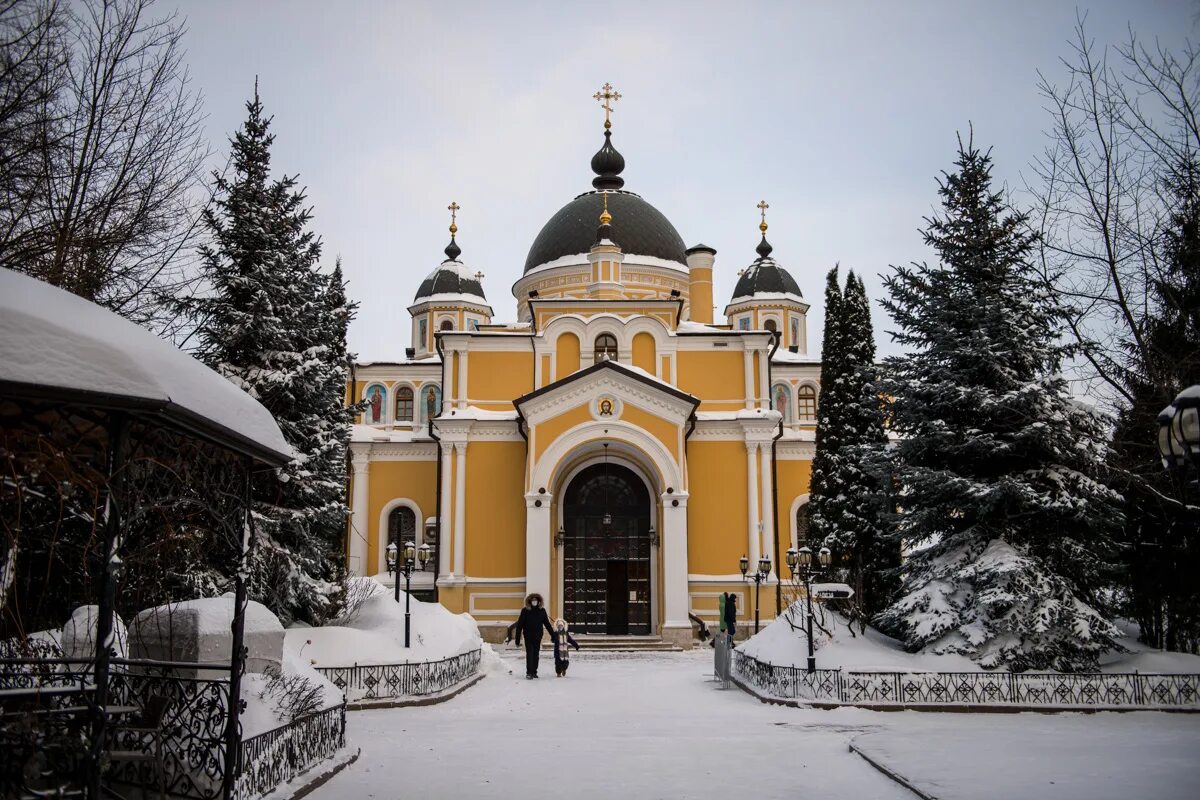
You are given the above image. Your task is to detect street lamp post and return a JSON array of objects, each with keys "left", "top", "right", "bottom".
[
  {"left": 1158, "top": 386, "right": 1200, "bottom": 504},
  {"left": 786, "top": 544, "right": 832, "bottom": 674},
  {"left": 387, "top": 540, "right": 434, "bottom": 647},
  {"left": 739, "top": 553, "right": 772, "bottom": 634}
]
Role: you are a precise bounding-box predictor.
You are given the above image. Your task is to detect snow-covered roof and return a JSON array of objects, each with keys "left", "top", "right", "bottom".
[
  {"left": 439, "top": 405, "right": 519, "bottom": 421},
  {"left": 676, "top": 320, "right": 729, "bottom": 333},
  {"left": 0, "top": 268, "right": 293, "bottom": 465},
  {"left": 771, "top": 349, "right": 822, "bottom": 365},
  {"left": 350, "top": 424, "right": 430, "bottom": 443}
]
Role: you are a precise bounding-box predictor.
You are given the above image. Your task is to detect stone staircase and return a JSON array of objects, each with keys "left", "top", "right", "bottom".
[{"left": 541, "top": 634, "right": 684, "bottom": 653}]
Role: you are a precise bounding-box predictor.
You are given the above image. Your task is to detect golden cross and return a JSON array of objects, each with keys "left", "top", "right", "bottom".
[
  {"left": 474, "top": 271, "right": 485, "bottom": 282},
  {"left": 448, "top": 201, "right": 460, "bottom": 234},
  {"left": 593, "top": 82, "right": 622, "bottom": 129},
  {"left": 757, "top": 200, "right": 769, "bottom": 232}
]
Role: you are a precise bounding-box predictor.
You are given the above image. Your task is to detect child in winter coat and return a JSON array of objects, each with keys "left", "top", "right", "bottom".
[{"left": 552, "top": 618, "right": 580, "bottom": 677}]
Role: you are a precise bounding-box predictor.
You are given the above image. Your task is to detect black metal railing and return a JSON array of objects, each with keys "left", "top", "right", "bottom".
[
  {"left": 315, "top": 648, "right": 482, "bottom": 702},
  {"left": 1, "top": 657, "right": 234, "bottom": 799},
  {"left": 732, "top": 650, "right": 1200, "bottom": 709},
  {"left": 234, "top": 703, "right": 347, "bottom": 800}
]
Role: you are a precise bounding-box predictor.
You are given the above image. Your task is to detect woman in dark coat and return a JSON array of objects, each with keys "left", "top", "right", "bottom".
[{"left": 513, "top": 592, "right": 555, "bottom": 679}]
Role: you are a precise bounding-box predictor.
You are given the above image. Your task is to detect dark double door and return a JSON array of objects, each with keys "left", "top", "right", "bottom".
[{"left": 562, "top": 463, "right": 652, "bottom": 635}]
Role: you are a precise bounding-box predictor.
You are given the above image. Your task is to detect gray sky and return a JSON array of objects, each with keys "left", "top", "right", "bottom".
[{"left": 175, "top": 0, "right": 1193, "bottom": 361}]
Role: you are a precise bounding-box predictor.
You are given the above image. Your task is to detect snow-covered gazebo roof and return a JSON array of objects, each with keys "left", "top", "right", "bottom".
[{"left": 0, "top": 268, "right": 293, "bottom": 466}]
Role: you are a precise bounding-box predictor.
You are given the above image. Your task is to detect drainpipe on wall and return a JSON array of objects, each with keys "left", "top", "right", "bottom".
[
  {"left": 430, "top": 335, "right": 445, "bottom": 602},
  {"left": 767, "top": 331, "right": 784, "bottom": 618}
]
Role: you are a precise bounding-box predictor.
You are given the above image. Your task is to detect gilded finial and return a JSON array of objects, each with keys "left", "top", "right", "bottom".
[
  {"left": 599, "top": 192, "right": 612, "bottom": 225},
  {"left": 757, "top": 200, "right": 769, "bottom": 234},
  {"left": 448, "top": 201, "right": 460, "bottom": 235},
  {"left": 593, "top": 82, "right": 622, "bottom": 130}
]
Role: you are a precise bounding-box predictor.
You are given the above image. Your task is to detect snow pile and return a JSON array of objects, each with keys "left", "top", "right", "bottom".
[
  {"left": 738, "top": 602, "right": 978, "bottom": 671},
  {"left": 61, "top": 605, "right": 128, "bottom": 659},
  {"left": 1100, "top": 620, "right": 1200, "bottom": 674},
  {"left": 284, "top": 577, "right": 482, "bottom": 667},
  {"left": 240, "top": 646, "right": 344, "bottom": 739}
]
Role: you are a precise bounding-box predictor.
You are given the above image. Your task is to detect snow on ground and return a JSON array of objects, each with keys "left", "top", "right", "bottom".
[
  {"left": 306, "top": 649, "right": 1200, "bottom": 800},
  {"left": 284, "top": 578, "right": 482, "bottom": 668},
  {"left": 739, "top": 602, "right": 1200, "bottom": 674},
  {"left": 851, "top": 712, "right": 1200, "bottom": 800}
]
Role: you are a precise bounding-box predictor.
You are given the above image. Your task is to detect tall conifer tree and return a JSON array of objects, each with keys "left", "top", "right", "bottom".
[
  {"left": 808, "top": 267, "right": 848, "bottom": 545},
  {"left": 872, "top": 136, "right": 1122, "bottom": 671},
  {"left": 184, "top": 89, "right": 354, "bottom": 625}
]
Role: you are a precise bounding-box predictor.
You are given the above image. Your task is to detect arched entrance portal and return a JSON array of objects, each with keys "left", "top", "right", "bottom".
[{"left": 562, "top": 462, "right": 653, "bottom": 634}]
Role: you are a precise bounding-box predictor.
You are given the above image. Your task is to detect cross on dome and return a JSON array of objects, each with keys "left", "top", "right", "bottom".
[
  {"left": 757, "top": 200, "right": 769, "bottom": 233},
  {"left": 593, "top": 82, "right": 621, "bottom": 129},
  {"left": 448, "top": 201, "right": 460, "bottom": 234},
  {"left": 444, "top": 200, "right": 461, "bottom": 261}
]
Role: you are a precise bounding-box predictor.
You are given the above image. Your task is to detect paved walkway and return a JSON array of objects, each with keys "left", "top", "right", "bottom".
[
  {"left": 307, "top": 648, "right": 1200, "bottom": 800},
  {"left": 308, "top": 649, "right": 912, "bottom": 800}
]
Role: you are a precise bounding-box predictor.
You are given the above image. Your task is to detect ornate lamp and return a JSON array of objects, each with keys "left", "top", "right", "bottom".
[
  {"left": 601, "top": 442, "right": 613, "bottom": 529},
  {"left": 403, "top": 540, "right": 417, "bottom": 565},
  {"left": 785, "top": 547, "right": 799, "bottom": 575},
  {"left": 818, "top": 547, "right": 832, "bottom": 569},
  {"left": 758, "top": 555, "right": 771, "bottom": 578},
  {"left": 554, "top": 526, "right": 565, "bottom": 548},
  {"left": 648, "top": 524, "right": 658, "bottom": 547},
  {"left": 385, "top": 542, "right": 398, "bottom": 574},
  {"left": 1159, "top": 388, "right": 1200, "bottom": 469},
  {"left": 739, "top": 554, "right": 749, "bottom": 577},
  {"left": 417, "top": 542, "right": 432, "bottom": 568},
  {"left": 797, "top": 545, "right": 813, "bottom": 570}
]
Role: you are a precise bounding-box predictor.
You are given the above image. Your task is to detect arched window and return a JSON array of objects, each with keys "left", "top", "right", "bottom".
[
  {"left": 594, "top": 333, "right": 618, "bottom": 363},
  {"left": 797, "top": 386, "right": 817, "bottom": 421},
  {"left": 772, "top": 383, "right": 791, "bottom": 421},
  {"left": 796, "top": 503, "right": 810, "bottom": 546},
  {"left": 764, "top": 319, "right": 778, "bottom": 333},
  {"left": 388, "top": 505, "right": 417, "bottom": 548},
  {"left": 439, "top": 319, "right": 454, "bottom": 331},
  {"left": 363, "top": 383, "right": 387, "bottom": 424},
  {"left": 395, "top": 386, "right": 414, "bottom": 422}
]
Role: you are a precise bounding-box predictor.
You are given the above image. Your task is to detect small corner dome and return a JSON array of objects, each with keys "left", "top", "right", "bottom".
[
  {"left": 414, "top": 259, "right": 487, "bottom": 303},
  {"left": 730, "top": 238, "right": 803, "bottom": 303}
]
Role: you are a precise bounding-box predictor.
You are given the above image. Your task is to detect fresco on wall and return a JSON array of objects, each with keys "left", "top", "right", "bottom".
[
  {"left": 365, "top": 384, "right": 385, "bottom": 424},
  {"left": 773, "top": 384, "right": 790, "bottom": 422},
  {"left": 422, "top": 384, "right": 442, "bottom": 424}
]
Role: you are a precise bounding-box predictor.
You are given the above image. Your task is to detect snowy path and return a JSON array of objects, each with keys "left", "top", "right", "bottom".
[
  {"left": 309, "top": 649, "right": 911, "bottom": 800},
  {"left": 308, "top": 649, "right": 1200, "bottom": 800}
]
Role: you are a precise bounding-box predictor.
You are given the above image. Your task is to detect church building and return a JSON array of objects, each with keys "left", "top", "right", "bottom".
[{"left": 346, "top": 86, "right": 820, "bottom": 647}]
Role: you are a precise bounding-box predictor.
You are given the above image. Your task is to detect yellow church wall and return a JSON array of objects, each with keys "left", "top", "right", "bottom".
[
  {"left": 556, "top": 332, "right": 580, "bottom": 380},
  {"left": 676, "top": 350, "right": 746, "bottom": 407},
  {"left": 775, "top": 457, "right": 813, "bottom": 553},
  {"left": 465, "top": 441, "right": 527, "bottom": 578},
  {"left": 620, "top": 405, "right": 681, "bottom": 464},
  {"left": 467, "top": 350, "right": 535, "bottom": 405},
  {"left": 685, "top": 441, "right": 748, "bottom": 574},
  {"left": 363, "top": 460, "right": 438, "bottom": 576},
  {"left": 533, "top": 405, "right": 592, "bottom": 462},
  {"left": 632, "top": 332, "right": 656, "bottom": 375}
]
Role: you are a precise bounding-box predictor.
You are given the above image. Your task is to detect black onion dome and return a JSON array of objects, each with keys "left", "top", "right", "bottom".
[
  {"left": 414, "top": 258, "right": 486, "bottom": 303},
  {"left": 731, "top": 241, "right": 803, "bottom": 301},
  {"left": 524, "top": 191, "right": 687, "bottom": 272},
  {"left": 591, "top": 130, "right": 625, "bottom": 190}
]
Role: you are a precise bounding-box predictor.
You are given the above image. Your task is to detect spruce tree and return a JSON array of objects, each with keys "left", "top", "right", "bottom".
[
  {"left": 807, "top": 266, "right": 848, "bottom": 546},
  {"left": 872, "top": 136, "right": 1122, "bottom": 671},
  {"left": 184, "top": 89, "right": 353, "bottom": 625},
  {"left": 1112, "top": 157, "right": 1200, "bottom": 653}
]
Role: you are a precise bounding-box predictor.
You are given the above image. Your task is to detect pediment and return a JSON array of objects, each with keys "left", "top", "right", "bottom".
[{"left": 515, "top": 360, "right": 698, "bottom": 426}]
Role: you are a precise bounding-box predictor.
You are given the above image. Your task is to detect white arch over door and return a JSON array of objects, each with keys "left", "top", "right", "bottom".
[
  {"left": 377, "top": 498, "right": 423, "bottom": 575},
  {"left": 531, "top": 419, "right": 683, "bottom": 496}
]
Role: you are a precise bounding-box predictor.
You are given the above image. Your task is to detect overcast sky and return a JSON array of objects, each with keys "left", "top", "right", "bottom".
[{"left": 175, "top": 0, "right": 1193, "bottom": 361}]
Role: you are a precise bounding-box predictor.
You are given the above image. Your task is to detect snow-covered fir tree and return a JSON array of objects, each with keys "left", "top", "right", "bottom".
[
  {"left": 871, "top": 136, "right": 1123, "bottom": 671},
  {"left": 1112, "top": 157, "right": 1200, "bottom": 653},
  {"left": 184, "top": 89, "right": 354, "bottom": 625}
]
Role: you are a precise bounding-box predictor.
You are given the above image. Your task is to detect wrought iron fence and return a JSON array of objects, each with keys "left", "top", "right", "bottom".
[
  {"left": 316, "top": 648, "right": 482, "bottom": 702},
  {"left": 732, "top": 650, "right": 1200, "bottom": 709},
  {"left": 235, "top": 703, "right": 347, "bottom": 800},
  {"left": 0, "top": 657, "right": 234, "bottom": 799}
]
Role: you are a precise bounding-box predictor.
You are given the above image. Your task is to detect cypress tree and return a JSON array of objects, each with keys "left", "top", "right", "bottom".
[
  {"left": 871, "top": 135, "right": 1122, "bottom": 671},
  {"left": 807, "top": 266, "right": 848, "bottom": 545}
]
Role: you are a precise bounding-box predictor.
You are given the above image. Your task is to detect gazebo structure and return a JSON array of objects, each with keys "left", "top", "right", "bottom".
[{"left": 0, "top": 268, "right": 293, "bottom": 799}]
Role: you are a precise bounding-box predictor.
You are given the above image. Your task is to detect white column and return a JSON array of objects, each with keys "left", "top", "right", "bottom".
[
  {"left": 661, "top": 494, "right": 690, "bottom": 632},
  {"left": 456, "top": 348, "right": 468, "bottom": 410},
  {"left": 759, "top": 443, "right": 775, "bottom": 572},
  {"left": 438, "top": 441, "right": 453, "bottom": 578},
  {"left": 758, "top": 350, "right": 769, "bottom": 409},
  {"left": 453, "top": 441, "right": 467, "bottom": 577},
  {"left": 349, "top": 448, "right": 370, "bottom": 576},
  {"left": 525, "top": 494, "right": 551, "bottom": 602},
  {"left": 745, "top": 441, "right": 760, "bottom": 564},
  {"left": 743, "top": 349, "right": 755, "bottom": 409}
]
